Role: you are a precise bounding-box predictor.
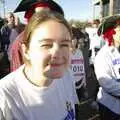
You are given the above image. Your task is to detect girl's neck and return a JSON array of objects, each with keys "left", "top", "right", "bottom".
[{"left": 23, "top": 67, "right": 52, "bottom": 87}]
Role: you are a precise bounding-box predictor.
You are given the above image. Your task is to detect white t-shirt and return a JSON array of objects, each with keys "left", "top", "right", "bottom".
[
  {"left": 94, "top": 45, "right": 120, "bottom": 115},
  {"left": 0, "top": 65, "right": 78, "bottom": 120},
  {"left": 85, "top": 27, "right": 102, "bottom": 50},
  {"left": 71, "top": 49, "right": 86, "bottom": 89}
]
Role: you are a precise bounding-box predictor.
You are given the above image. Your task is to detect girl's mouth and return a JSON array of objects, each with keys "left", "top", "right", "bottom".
[{"left": 50, "top": 63, "right": 63, "bottom": 67}]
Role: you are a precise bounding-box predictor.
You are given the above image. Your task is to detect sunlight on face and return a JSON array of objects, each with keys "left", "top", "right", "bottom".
[{"left": 26, "top": 20, "right": 71, "bottom": 81}]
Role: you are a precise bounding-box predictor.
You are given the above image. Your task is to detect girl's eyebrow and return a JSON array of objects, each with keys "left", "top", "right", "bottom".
[
  {"left": 38, "top": 39, "right": 54, "bottom": 43},
  {"left": 61, "top": 39, "right": 71, "bottom": 43},
  {"left": 38, "top": 39, "right": 71, "bottom": 43}
]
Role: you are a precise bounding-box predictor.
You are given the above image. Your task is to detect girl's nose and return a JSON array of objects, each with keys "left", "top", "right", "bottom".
[{"left": 50, "top": 44, "right": 61, "bottom": 59}]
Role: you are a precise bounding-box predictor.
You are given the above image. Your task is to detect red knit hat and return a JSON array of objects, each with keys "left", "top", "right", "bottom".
[
  {"left": 97, "top": 15, "right": 120, "bottom": 46},
  {"left": 24, "top": 2, "right": 52, "bottom": 20},
  {"left": 14, "top": 0, "right": 64, "bottom": 21}
]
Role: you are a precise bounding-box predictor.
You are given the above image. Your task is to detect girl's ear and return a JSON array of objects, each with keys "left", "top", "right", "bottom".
[{"left": 21, "top": 44, "right": 30, "bottom": 60}]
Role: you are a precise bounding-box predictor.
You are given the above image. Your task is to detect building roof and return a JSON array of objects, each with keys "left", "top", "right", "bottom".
[{"left": 93, "top": 0, "right": 109, "bottom": 5}]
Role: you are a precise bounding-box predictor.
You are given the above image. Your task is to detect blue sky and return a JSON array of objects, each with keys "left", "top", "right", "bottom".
[
  {"left": 0, "top": 0, "right": 94, "bottom": 22},
  {"left": 57, "top": 0, "right": 93, "bottom": 20}
]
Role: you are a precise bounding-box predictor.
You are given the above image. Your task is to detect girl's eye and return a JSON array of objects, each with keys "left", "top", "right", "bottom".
[
  {"left": 61, "top": 44, "right": 69, "bottom": 48},
  {"left": 40, "top": 44, "right": 53, "bottom": 49}
]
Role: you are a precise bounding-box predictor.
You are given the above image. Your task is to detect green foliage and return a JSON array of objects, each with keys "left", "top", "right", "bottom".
[{"left": 69, "top": 19, "right": 89, "bottom": 28}]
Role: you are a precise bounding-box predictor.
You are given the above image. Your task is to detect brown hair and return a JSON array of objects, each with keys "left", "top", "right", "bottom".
[{"left": 22, "top": 10, "right": 72, "bottom": 49}]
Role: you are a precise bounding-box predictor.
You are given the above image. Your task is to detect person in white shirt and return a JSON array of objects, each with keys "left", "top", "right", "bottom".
[
  {"left": 0, "top": 11, "right": 78, "bottom": 120},
  {"left": 86, "top": 19, "right": 105, "bottom": 64},
  {"left": 94, "top": 15, "right": 120, "bottom": 120}
]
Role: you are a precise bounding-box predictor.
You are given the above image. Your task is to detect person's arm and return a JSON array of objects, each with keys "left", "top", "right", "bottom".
[
  {"left": 94, "top": 51, "right": 120, "bottom": 97},
  {"left": 1, "top": 26, "right": 10, "bottom": 44},
  {"left": 1, "top": 26, "right": 5, "bottom": 44},
  {"left": 69, "top": 69, "right": 80, "bottom": 104}
]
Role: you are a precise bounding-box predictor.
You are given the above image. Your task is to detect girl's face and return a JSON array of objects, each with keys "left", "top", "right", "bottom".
[
  {"left": 23, "top": 20, "right": 71, "bottom": 81},
  {"left": 6, "top": 13, "right": 15, "bottom": 25},
  {"left": 78, "top": 38, "right": 84, "bottom": 49},
  {"left": 113, "top": 26, "right": 120, "bottom": 48},
  {"left": 71, "top": 38, "right": 77, "bottom": 49}
]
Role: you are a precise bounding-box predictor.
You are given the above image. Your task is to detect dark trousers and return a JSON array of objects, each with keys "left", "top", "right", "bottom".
[
  {"left": 98, "top": 102, "right": 120, "bottom": 120},
  {"left": 75, "top": 104, "right": 79, "bottom": 120},
  {"left": 75, "top": 86, "right": 88, "bottom": 120}
]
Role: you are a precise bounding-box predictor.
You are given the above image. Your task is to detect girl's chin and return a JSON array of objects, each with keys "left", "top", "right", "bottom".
[
  {"left": 46, "top": 71, "right": 64, "bottom": 79},
  {"left": 44, "top": 66, "right": 67, "bottom": 79}
]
